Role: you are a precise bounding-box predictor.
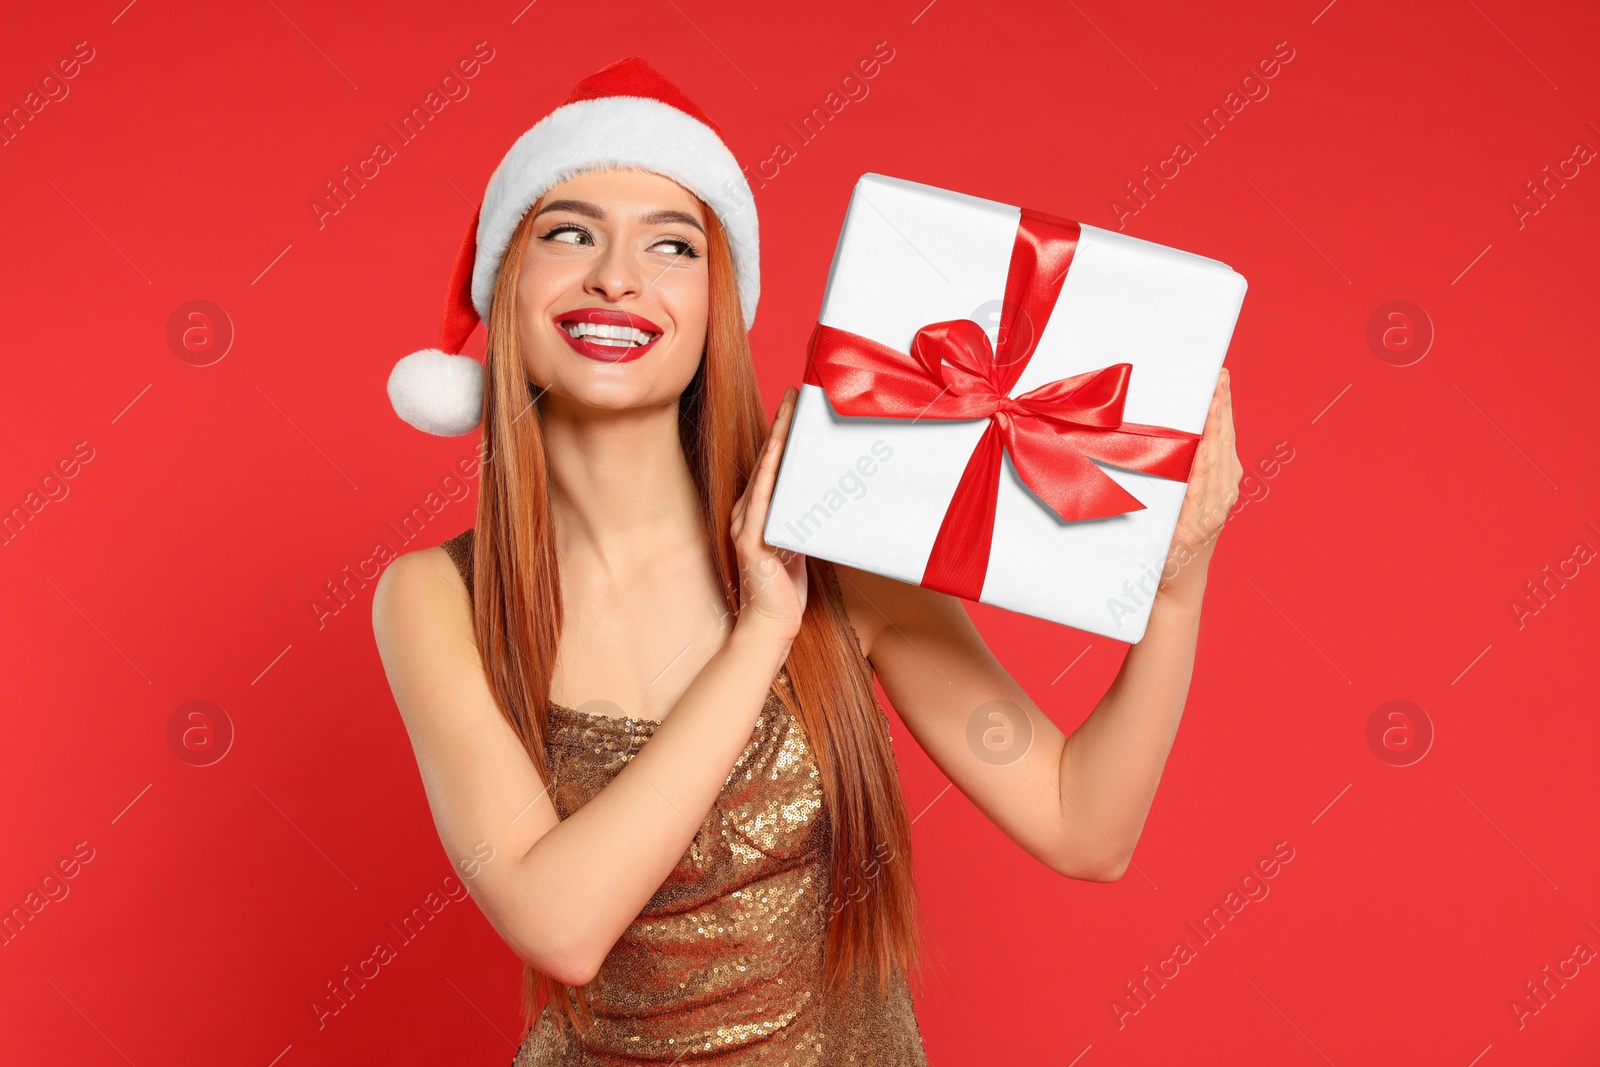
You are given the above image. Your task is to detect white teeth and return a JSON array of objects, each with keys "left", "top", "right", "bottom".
[{"left": 562, "top": 321, "right": 658, "bottom": 346}]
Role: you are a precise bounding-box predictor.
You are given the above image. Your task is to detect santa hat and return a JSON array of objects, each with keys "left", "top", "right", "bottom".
[{"left": 387, "top": 57, "right": 761, "bottom": 436}]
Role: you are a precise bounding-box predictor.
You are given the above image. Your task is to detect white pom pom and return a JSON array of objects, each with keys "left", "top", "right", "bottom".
[{"left": 387, "top": 350, "right": 484, "bottom": 436}]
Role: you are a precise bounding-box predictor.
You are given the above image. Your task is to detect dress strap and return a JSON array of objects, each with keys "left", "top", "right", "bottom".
[{"left": 440, "top": 527, "right": 475, "bottom": 601}]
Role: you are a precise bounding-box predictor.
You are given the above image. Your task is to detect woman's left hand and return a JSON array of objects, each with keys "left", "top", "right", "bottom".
[
  {"left": 1157, "top": 368, "right": 1241, "bottom": 607},
  {"left": 729, "top": 386, "right": 809, "bottom": 641}
]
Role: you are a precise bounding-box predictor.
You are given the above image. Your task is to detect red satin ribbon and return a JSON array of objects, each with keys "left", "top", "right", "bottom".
[{"left": 801, "top": 208, "right": 1201, "bottom": 601}]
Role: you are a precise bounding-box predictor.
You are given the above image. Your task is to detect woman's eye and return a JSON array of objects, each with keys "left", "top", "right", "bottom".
[
  {"left": 650, "top": 237, "right": 698, "bottom": 258},
  {"left": 541, "top": 225, "right": 592, "bottom": 245}
]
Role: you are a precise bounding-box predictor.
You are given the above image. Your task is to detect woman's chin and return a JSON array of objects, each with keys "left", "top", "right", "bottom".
[
  {"left": 533, "top": 376, "right": 692, "bottom": 417},
  {"left": 526, "top": 348, "right": 699, "bottom": 412}
]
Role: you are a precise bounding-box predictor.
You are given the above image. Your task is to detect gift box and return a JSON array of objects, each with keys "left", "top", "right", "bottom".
[{"left": 762, "top": 174, "right": 1248, "bottom": 643}]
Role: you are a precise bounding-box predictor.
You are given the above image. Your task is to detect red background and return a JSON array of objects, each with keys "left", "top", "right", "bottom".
[{"left": 3, "top": 0, "right": 1598, "bottom": 1063}]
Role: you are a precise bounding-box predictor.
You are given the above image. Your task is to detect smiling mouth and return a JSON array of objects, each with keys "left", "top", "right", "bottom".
[
  {"left": 559, "top": 321, "right": 660, "bottom": 348},
  {"left": 553, "top": 310, "right": 664, "bottom": 363}
]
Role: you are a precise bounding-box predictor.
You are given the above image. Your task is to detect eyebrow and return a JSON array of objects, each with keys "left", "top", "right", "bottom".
[{"left": 533, "top": 198, "right": 705, "bottom": 235}]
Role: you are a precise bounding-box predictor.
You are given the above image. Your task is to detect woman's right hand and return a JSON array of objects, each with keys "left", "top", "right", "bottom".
[{"left": 729, "top": 385, "right": 808, "bottom": 643}]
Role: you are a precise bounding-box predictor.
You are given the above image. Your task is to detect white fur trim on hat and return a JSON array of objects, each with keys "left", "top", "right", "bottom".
[
  {"left": 388, "top": 350, "right": 484, "bottom": 437},
  {"left": 474, "top": 96, "right": 760, "bottom": 330}
]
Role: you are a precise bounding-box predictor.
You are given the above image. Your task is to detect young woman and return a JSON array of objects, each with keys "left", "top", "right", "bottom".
[{"left": 372, "top": 59, "right": 1240, "bottom": 1066}]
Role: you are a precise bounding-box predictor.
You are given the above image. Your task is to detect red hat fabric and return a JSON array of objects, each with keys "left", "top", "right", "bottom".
[{"left": 564, "top": 56, "right": 725, "bottom": 136}]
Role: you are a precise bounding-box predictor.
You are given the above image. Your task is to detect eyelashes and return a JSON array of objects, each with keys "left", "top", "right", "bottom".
[
  {"left": 653, "top": 237, "right": 701, "bottom": 259},
  {"left": 536, "top": 223, "right": 701, "bottom": 259},
  {"left": 538, "top": 223, "right": 594, "bottom": 247}
]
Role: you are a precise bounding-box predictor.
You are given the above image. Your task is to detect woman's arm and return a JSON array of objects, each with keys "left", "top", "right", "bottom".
[
  {"left": 372, "top": 389, "right": 806, "bottom": 987},
  {"left": 839, "top": 370, "right": 1239, "bottom": 881}
]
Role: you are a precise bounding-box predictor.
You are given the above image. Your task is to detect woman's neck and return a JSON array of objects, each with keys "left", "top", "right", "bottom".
[{"left": 539, "top": 395, "right": 704, "bottom": 575}]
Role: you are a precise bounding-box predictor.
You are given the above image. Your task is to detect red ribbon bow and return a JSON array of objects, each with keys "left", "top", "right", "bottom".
[{"left": 801, "top": 209, "right": 1201, "bottom": 601}]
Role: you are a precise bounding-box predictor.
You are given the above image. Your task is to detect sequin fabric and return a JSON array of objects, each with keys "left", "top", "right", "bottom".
[{"left": 439, "top": 529, "right": 928, "bottom": 1066}]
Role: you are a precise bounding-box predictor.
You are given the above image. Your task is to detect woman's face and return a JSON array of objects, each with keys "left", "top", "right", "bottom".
[{"left": 515, "top": 167, "right": 711, "bottom": 414}]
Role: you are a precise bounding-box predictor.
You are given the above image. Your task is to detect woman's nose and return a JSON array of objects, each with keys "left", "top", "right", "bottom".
[{"left": 583, "top": 240, "right": 642, "bottom": 303}]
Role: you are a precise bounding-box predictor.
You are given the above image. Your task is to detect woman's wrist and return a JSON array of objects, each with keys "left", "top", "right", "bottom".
[
  {"left": 729, "top": 612, "right": 797, "bottom": 668},
  {"left": 1153, "top": 571, "right": 1207, "bottom": 616},
  {"left": 1156, "top": 533, "right": 1217, "bottom": 607}
]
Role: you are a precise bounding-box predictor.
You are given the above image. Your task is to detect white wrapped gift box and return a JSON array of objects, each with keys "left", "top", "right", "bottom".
[{"left": 763, "top": 174, "right": 1247, "bottom": 643}]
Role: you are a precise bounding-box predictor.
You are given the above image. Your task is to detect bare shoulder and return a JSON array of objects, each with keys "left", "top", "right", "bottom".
[
  {"left": 373, "top": 545, "right": 469, "bottom": 627},
  {"left": 371, "top": 546, "right": 478, "bottom": 714}
]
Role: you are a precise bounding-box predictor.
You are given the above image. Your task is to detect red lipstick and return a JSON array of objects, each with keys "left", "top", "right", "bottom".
[{"left": 553, "top": 307, "right": 664, "bottom": 364}]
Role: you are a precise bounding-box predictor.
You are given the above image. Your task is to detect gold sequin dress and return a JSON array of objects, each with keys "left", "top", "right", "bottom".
[{"left": 440, "top": 529, "right": 929, "bottom": 1066}]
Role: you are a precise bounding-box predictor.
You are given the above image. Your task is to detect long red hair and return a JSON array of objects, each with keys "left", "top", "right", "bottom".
[{"left": 468, "top": 187, "right": 928, "bottom": 1039}]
